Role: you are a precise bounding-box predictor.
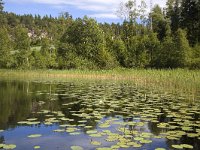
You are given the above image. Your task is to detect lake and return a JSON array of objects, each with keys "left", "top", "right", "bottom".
[{"left": 0, "top": 78, "right": 199, "bottom": 150}]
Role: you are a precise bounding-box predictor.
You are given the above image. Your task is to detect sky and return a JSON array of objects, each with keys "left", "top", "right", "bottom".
[{"left": 4, "top": 0, "right": 167, "bottom": 23}]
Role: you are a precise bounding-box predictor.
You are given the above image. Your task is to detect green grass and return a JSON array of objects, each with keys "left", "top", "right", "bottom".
[{"left": 0, "top": 69, "right": 199, "bottom": 102}]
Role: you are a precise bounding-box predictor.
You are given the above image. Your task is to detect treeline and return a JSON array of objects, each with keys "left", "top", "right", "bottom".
[{"left": 0, "top": 0, "right": 199, "bottom": 70}]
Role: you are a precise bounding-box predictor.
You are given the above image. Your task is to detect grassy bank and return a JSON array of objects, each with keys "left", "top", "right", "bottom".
[{"left": 0, "top": 69, "right": 199, "bottom": 101}]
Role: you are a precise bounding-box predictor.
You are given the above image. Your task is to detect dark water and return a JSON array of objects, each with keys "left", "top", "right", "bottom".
[{"left": 0, "top": 79, "right": 199, "bottom": 150}]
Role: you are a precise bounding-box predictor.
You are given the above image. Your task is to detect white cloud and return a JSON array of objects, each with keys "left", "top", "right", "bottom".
[{"left": 8, "top": 0, "right": 167, "bottom": 19}]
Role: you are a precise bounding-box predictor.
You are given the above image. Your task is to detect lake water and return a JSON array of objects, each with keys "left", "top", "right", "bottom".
[{"left": 0, "top": 79, "right": 199, "bottom": 150}]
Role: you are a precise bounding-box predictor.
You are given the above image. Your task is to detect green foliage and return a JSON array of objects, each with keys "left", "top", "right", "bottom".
[
  {"left": 0, "top": 0, "right": 199, "bottom": 70},
  {"left": 151, "top": 5, "right": 170, "bottom": 41},
  {"left": 58, "top": 43, "right": 97, "bottom": 70},
  {"left": 155, "top": 29, "right": 191, "bottom": 68},
  {"left": 126, "top": 34, "right": 159, "bottom": 68},
  {"left": 156, "top": 36, "right": 176, "bottom": 68},
  {"left": 145, "top": 32, "right": 160, "bottom": 67},
  {"left": 112, "top": 38, "right": 127, "bottom": 67},
  {"left": 0, "top": 26, "right": 13, "bottom": 68},
  {"left": 60, "top": 16, "right": 116, "bottom": 69},
  {"left": 14, "top": 26, "right": 31, "bottom": 68},
  {"left": 190, "top": 44, "right": 200, "bottom": 69},
  {"left": 30, "top": 51, "right": 46, "bottom": 69},
  {"left": 166, "top": 0, "right": 181, "bottom": 32},
  {"left": 40, "top": 38, "right": 57, "bottom": 68},
  {"left": 173, "top": 28, "right": 192, "bottom": 67},
  {"left": 180, "top": 0, "right": 199, "bottom": 45},
  {"left": 0, "top": 0, "right": 4, "bottom": 12}
]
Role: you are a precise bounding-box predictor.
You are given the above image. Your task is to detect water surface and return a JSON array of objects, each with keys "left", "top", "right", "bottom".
[{"left": 0, "top": 79, "right": 200, "bottom": 150}]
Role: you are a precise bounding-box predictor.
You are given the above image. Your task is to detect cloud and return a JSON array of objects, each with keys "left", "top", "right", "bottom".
[{"left": 7, "top": 0, "right": 167, "bottom": 19}]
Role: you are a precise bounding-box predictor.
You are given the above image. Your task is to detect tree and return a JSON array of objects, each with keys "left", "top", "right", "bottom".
[
  {"left": 144, "top": 32, "right": 160, "bottom": 67},
  {"left": 14, "top": 26, "right": 31, "bottom": 68},
  {"left": 190, "top": 44, "right": 200, "bottom": 69},
  {"left": 0, "top": 0, "right": 7, "bottom": 26},
  {"left": 151, "top": 5, "right": 170, "bottom": 41},
  {"left": 166, "top": 0, "right": 181, "bottom": 32},
  {"left": 59, "top": 12, "right": 72, "bottom": 19},
  {"left": 116, "top": 0, "right": 138, "bottom": 24},
  {"left": 31, "top": 51, "right": 46, "bottom": 69},
  {"left": 7, "top": 13, "right": 20, "bottom": 27},
  {"left": 156, "top": 29, "right": 191, "bottom": 68},
  {"left": 127, "top": 35, "right": 145, "bottom": 68},
  {"left": 57, "top": 43, "right": 97, "bottom": 70},
  {"left": 138, "top": 0, "right": 148, "bottom": 25},
  {"left": 0, "top": 0, "right": 4, "bottom": 12},
  {"left": 180, "top": 0, "right": 199, "bottom": 45},
  {"left": 60, "top": 16, "right": 115, "bottom": 69},
  {"left": 40, "top": 38, "right": 57, "bottom": 68},
  {"left": 156, "top": 36, "right": 175, "bottom": 68},
  {"left": 0, "top": 27, "right": 13, "bottom": 68},
  {"left": 173, "top": 28, "right": 192, "bottom": 67},
  {"left": 112, "top": 38, "right": 127, "bottom": 67}
]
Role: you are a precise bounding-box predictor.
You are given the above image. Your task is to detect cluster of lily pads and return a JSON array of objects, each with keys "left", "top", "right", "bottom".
[
  {"left": 0, "top": 144, "right": 16, "bottom": 150},
  {"left": 1, "top": 82, "right": 199, "bottom": 149}
]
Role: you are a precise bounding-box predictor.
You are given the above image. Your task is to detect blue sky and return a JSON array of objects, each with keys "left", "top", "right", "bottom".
[{"left": 4, "top": 0, "right": 167, "bottom": 23}]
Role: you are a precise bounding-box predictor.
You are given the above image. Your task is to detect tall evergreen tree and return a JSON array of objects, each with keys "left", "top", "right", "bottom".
[
  {"left": 0, "top": 0, "right": 4, "bottom": 12},
  {"left": 151, "top": 5, "right": 169, "bottom": 41},
  {"left": 166, "top": 0, "right": 181, "bottom": 32},
  {"left": 180, "top": 0, "right": 199, "bottom": 45},
  {"left": 173, "top": 28, "right": 192, "bottom": 67}
]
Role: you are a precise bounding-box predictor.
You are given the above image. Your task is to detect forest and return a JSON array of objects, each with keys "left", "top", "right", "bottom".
[{"left": 0, "top": 0, "right": 199, "bottom": 70}]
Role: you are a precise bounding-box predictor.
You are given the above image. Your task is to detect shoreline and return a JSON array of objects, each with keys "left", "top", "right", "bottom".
[{"left": 0, "top": 69, "right": 199, "bottom": 102}]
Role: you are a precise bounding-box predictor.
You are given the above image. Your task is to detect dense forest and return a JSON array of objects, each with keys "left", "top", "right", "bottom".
[{"left": 0, "top": 0, "right": 199, "bottom": 70}]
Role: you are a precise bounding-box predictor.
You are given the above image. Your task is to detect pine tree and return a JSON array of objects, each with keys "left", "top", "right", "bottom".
[
  {"left": 0, "top": 0, "right": 4, "bottom": 12},
  {"left": 151, "top": 5, "right": 169, "bottom": 41},
  {"left": 180, "top": 0, "right": 199, "bottom": 45},
  {"left": 173, "top": 28, "right": 192, "bottom": 67},
  {"left": 166, "top": 0, "right": 181, "bottom": 32}
]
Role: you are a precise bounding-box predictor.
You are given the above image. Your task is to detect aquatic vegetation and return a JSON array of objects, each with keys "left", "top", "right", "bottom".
[
  {"left": 28, "top": 134, "right": 42, "bottom": 138},
  {"left": 34, "top": 146, "right": 40, "bottom": 149},
  {"left": 86, "top": 130, "right": 98, "bottom": 134},
  {"left": 53, "top": 129, "right": 65, "bottom": 132},
  {"left": 69, "top": 132, "right": 81, "bottom": 135},
  {"left": 96, "top": 147, "right": 112, "bottom": 150},
  {"left": 0, "top": 144, "right": 16, "bottom": 149},
  {"left": 90, "top": 141, "right": 101, "bottom": 146},
  {"left": 70, "top": 146, "right": 83, "bottom": 150},
  {"left": 89, "top": 133, "right": 102, "bottom": 138},
  {"left": 0, "top": 79, "right": 199, "bottom": 149}
]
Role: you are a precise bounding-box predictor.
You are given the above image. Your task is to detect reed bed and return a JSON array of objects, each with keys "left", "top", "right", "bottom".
[{"left": 0, "top": 69, "right": 199, "bottom": 102}]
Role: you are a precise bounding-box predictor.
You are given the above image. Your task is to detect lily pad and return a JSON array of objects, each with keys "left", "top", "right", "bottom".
[
  {"left": 181, "top": 144, "right": 193, "bottom": 149},
  {"left": 86, "top": 130, "right": 98, "bottom": 134},
  {"left": 34, "top": 146, "right": 40, "bottom": 149},
  {"left": 90, "top": 141, "right": 101, "bottom": 146},
  {"left": 0, "top": 144, "right": 5, "bottom": 148},
  {"left": 155, "top": 148, "right": 166, "bottom": 150},
  {"left": 3, "top": 144, "right": 17, "bottom": 149},
  {"left": 172, "top": 145, "right": 183, "bottom": 149},
  {"left": 71, "top": 146, "right": 83, "bottom": 150},
  {"left": 89, "top": 133, "right": 102, "bottom": 137},
  {"left": 28, "top": 134, "right": 42, "bottom": 138}
]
